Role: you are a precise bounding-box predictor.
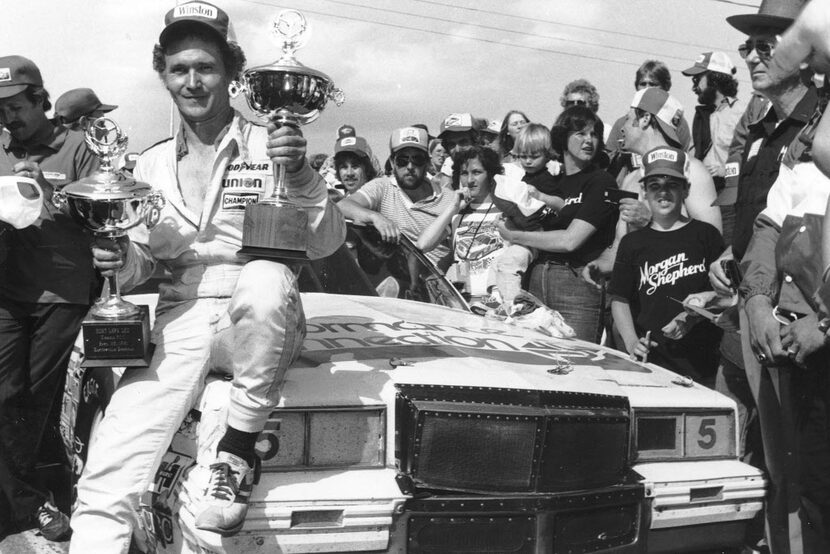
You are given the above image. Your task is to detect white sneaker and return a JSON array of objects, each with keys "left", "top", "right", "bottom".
[{"left": 194, "top": 452, "right": 260, "bottom": 536}]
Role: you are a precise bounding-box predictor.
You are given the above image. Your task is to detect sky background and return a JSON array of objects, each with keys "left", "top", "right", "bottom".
[{"left": 7, "top": 0, "right": 761, "bottom": 161}]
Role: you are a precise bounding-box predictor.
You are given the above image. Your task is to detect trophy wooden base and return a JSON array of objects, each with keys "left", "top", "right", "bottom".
[
  {"left": 239, "top": 202, "right": 309, "bottom": 260},
  {"left": 82, "top": 305, "right": 151, "bottom": 368}
]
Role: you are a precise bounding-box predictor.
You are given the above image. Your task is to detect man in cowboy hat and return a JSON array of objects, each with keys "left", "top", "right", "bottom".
[{"left": 708, "top": 1, "right": 820, "bottom": 553}]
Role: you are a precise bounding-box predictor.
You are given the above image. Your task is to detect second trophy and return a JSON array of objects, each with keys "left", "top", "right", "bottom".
[{"left": 230, "top": 9, "right": 344, "bottom": 260}]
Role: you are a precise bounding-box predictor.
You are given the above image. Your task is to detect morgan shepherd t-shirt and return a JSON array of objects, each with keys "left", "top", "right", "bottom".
[{"left": 609, "top": 219, "right": 723, "bottom": 379}]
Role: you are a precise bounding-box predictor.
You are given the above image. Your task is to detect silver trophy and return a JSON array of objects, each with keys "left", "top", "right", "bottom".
[
  {"left": 53, "top": 118, "right": 164, "bottom": 366},
  {"left": 230, "top": 10, "right": 344, "bottom": 259}
]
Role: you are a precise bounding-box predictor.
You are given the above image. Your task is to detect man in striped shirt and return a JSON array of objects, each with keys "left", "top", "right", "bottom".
[{"left": 338, "top": 126, "right": 456, "bottom": 266}]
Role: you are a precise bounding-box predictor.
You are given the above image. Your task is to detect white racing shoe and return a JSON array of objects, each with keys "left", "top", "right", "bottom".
[{"left": 195, "top": 451, "right": 261, "bottom": 536}]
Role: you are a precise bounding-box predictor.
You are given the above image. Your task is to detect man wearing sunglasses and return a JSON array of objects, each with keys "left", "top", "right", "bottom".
[
  {"left": 704, "top": 1, "right": 816, "bottom": 553},
  {"left": 337, "top": 126, "right": 456, "bottom": 266},
  {"left": 681, "top": 52, "right": 744, "bottom": 193}
]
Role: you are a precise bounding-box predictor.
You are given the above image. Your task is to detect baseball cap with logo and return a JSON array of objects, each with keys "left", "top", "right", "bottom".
[
  {"left": 334, "top": 136, "right": 372, "bottom": 161},
  {"left": 389, "top": 127, "right": 429, "bottom": 154},
  {"left": 640, "top": 146, "right": 690, "bottom": 182},
  {"left": 337, "top": 124, "right": 356, "bottom": 139},
  {"left": 631, "top": 88, "right": 685, "bottom": 147},
  {"left": 0, "top": 176, "right": 43, "bottom": 229},
  {"left": 159, "top": 1, "right": 231, "bottom": 46},
  {"left": 0, "top": 56, "right": 43, "bottom": 100},
  {"left": 682, "top": 52, "right": 737, "bottom": 76},
  {"left": 55, "top": 88, "right": 117, "bottom": 122},
  {"left": 438, "top": 113, "right": 475, "bottom": 138}
]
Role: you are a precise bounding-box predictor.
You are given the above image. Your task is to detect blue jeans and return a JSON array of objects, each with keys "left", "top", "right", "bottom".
[{"left": 528, "top": 260, "right": 604, "bottom": 343}]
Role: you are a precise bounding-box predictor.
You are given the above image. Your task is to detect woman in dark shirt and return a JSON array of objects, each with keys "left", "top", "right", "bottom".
[{"left": 497, "top": 106, "right": 617, "bottom": 342}]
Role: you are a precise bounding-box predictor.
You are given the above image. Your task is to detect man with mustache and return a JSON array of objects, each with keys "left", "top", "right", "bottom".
[
  {"left": 337, "top": 126, "right": 456, "bottom": 267},
  {"left": 682, "top": 51, "right": 744, "bottom": 192},
  {"left": 0, "top": 55, "right": 98, "bottom": 540}
]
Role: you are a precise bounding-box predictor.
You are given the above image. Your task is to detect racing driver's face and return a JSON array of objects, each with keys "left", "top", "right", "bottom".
[{"left": 161, "top": 36, "right": 231, "bottom": 124}]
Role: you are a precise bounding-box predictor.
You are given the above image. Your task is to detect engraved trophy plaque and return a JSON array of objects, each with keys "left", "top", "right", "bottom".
[
  {"left": 54, "top": 118, "right": 164, "bottom": 367},
  {"left": 230, "top": 9, "right": 344, "bottom": 260}
]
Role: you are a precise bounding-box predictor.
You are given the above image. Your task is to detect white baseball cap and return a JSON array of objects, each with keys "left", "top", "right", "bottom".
[
  {"left": 682, "top": 51, "right": 737, "bottom": 76},
  {"left": 0, "top": 176, "right": 42, "bottom": 229}
]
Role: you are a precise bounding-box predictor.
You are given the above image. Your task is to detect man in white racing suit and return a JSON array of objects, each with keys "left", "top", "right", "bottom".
[{"left": 69, "top": 2, "right": 345, "bottom": 551}]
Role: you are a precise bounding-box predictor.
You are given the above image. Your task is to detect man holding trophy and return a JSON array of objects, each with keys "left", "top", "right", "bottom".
[{"left": 70, "top": 1, "right": 345, "bottom": 549}]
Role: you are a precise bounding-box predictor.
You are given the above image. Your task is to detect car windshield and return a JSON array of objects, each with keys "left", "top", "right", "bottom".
[{"left": 296, "top": 223, "right": 469, "bottom": 311}]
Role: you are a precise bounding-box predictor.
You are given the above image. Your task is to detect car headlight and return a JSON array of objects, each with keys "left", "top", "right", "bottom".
[
  {"left": 255, "top": 406, "right": 386, "bottom": 471},
  {"left": 633, "top": 410, "right": 735, "bottom": 462}
]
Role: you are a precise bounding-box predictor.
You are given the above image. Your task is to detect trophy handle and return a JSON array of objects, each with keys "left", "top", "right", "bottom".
[
  {"left": 328, "top": 87, "right": 345, "bottom": 107},
  {"left": 228, "top": 80, "right": 246, "bottom": 99},
  {"left": 51, "top": 190, "right": 67, "bottom": 211}
]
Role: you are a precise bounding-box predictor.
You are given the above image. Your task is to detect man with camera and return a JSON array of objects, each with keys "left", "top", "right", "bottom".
[{"left": 69, "top": 2, "right": 345, "bottom": 550}]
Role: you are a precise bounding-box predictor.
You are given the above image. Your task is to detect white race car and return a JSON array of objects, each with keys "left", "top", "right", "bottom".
[{"left": 60, "top": 225, "right": 764, "bottom": 554}]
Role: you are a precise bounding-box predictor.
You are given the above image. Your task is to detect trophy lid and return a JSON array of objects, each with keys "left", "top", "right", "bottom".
[{"left": 63, "top": 173, "right": 153, "bottom": 201}]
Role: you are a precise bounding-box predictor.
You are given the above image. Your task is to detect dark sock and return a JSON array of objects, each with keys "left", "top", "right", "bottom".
[{"left": 216, "top": 426, "right": 259, "bottom": 467}]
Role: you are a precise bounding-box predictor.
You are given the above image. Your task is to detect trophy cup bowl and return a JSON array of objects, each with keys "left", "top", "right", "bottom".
[
  {"left": 229, "top": 9, "right": 344, "bottom": 260},
  {"left": 53, "top": 117, "right": 164, "bottom": 367},
  {"left": 240, "top": 65, "right": 342, "bottom": 127}
]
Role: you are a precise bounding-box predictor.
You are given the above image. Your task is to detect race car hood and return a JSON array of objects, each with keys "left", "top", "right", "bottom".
[{"left": 273, "top": 294, "right": 731, "bottom": 411}]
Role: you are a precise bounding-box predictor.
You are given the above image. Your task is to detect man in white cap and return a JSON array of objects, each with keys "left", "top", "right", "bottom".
[
  {"left": 70, "top": 0, "right": 344, "bottom": 548},
  {"left": 0, "top": 54, "right": 98, "bottom": 540},
  {"left": 618, "top": 87, "right": 722, "bottom": 231},
  {"left": 337, "top": 126, "right": 455, "bottom": 266},
  {"left": 54, "top": 87, "right": 117, "bottom": 132},
  {"left": 682, "top": 52, "right": 745, "bottom": 190}
]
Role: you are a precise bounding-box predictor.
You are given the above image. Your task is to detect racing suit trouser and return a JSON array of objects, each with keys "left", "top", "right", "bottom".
[{"left": 70, "top": 260, "right": 304, "bottom": 554}]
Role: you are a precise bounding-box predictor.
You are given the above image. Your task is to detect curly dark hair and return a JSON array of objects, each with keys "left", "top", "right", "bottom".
[
  {"left": 152, "top": 24, "right": 246, "bottom": 81},
  {"left": 560, "top": 78, "right": 600, "bottom": 113},
  {"left": 550, "top": 106, "right": 605, "bottom": 161},
  {"left": 706, "top": 71, "right": 739, "bottom": 99},
  {"left": 451, "top": 145, "right": 503, "bottom": 191}
]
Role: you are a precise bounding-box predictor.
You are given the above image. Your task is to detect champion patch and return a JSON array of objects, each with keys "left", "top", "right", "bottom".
[
  {"left": 340, "top": 137, "right": 356, "bottom": 147},
  {"left": 0, "top": 68, "right": 10, "bottom": 82},
  {"left": 222, "top": 192, "right": 259, "bottom": 210},
  {"left": 398, "top": 128, "right": 421, "bottom": 143},
  {"left": 724, "top": 162, "right": 739, "bottom": 178}
]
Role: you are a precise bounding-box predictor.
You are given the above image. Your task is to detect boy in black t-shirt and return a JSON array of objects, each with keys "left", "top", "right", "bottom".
[{"left": 610, "top": 146, "right": 723, "bottom": 385}]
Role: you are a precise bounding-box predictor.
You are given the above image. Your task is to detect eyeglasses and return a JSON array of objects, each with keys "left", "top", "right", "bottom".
[
  {"left": 565, "top": 99, "right": 588, "bottom": 107},
  {"left": 394, "top": 154, "right": 427, "bottom": 168},
  {"left": 691, "top": 74, "right": 703, "bottom": 86},
  {"left": 738, "top": 38, "right": 776, "bottom": 60}
]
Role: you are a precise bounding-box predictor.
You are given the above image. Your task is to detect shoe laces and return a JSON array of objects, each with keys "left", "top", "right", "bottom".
[
  {"left": 205, "top": 462, "right": 239, "bottom": 503},
  {"left": 36, "top": 500, "right": 61, "bottom": 528}
]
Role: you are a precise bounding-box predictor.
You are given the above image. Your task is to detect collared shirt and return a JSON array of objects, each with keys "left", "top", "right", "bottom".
[
  {"left": 0, "top": 123, "right": 99, "bottom": 304},
  {"left": 702, "top": 96, "right": 745, "bottom": 179},
  {"left": 355, "top": 175, "right": 455, "bottom": 265},
  {"left": 732, "top": 86, "right": 818, "bottom": 260},
  {"left": 119, "top": 111, "right": 345, "bottom": 312}
]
